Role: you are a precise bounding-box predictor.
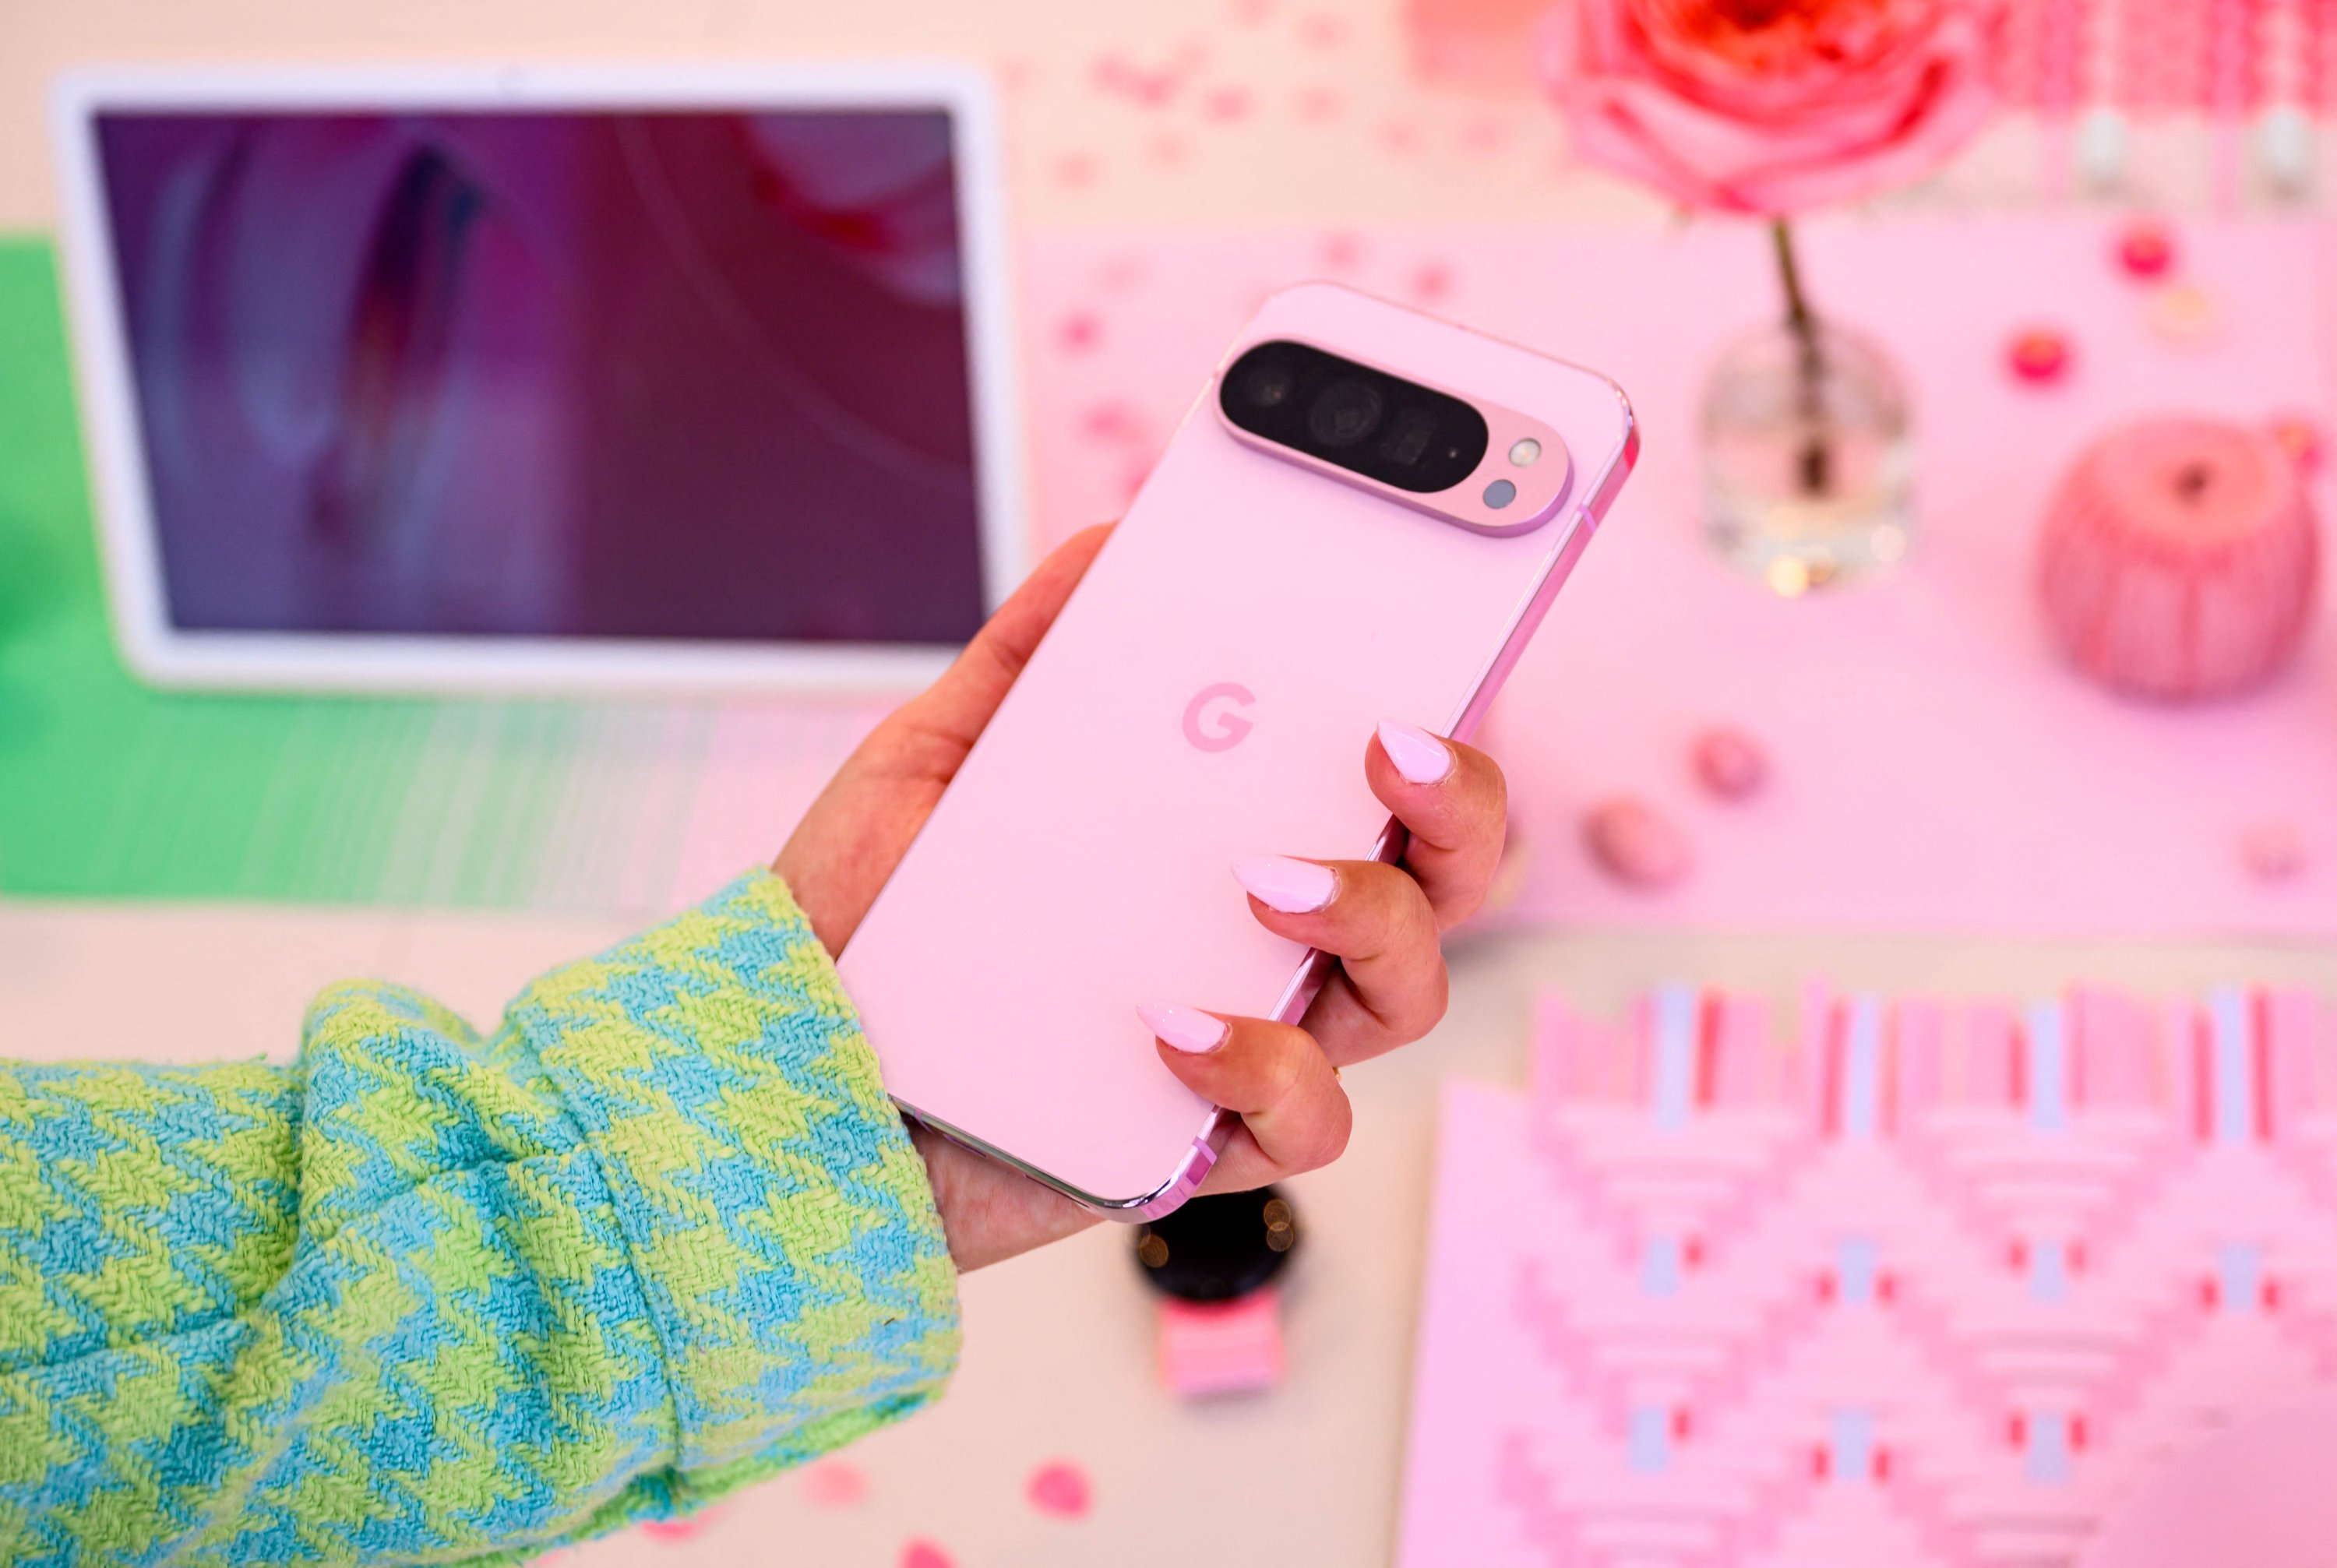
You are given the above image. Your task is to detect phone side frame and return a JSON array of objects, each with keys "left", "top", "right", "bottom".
[{"left": 893, "top": 393, "right": 1638, "bottom": 1221}]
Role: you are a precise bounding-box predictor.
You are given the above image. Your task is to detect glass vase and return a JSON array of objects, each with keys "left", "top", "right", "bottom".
[{"left": 1698, "top": 317, "right": 1915, "bottom": 594}]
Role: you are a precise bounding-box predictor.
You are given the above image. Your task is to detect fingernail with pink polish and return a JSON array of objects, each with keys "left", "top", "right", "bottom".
[
  {"left": 1378, "top": 719, "right": 1455, "bottom": 785},
  {"left": 1232, "top": 854, "right": 1338, "bottom": 914},
  {"left": 1139, "top": 1001, "right": 1228, "bottom": 1054}
]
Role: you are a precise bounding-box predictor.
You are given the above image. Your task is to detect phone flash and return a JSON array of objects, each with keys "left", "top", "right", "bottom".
[{"left": 1508, "top": 438, "right": 1542, "bottom": 467}]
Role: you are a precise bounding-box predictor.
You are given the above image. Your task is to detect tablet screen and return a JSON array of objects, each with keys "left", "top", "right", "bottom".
[{"left": 93, "top": 107, "right": 989, "bottom": 645}]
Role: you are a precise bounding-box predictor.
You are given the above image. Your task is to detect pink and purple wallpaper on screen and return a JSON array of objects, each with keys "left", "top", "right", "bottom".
[{"left": 95, "top": 108, "right": 989, "bottom": 643}]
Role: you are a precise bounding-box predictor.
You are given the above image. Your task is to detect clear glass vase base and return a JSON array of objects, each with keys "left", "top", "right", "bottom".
[{"left": 1698, "top": 318, "right": 1916, "bottom": 597}]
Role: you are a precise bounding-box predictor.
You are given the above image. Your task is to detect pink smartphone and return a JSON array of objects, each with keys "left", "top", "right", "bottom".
[{"left": 837, "top": 282, "right": 1636, "bottom": 1219}]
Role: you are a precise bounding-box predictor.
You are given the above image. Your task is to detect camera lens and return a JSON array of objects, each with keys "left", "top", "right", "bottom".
[
  {"left": 1241, "top": 358, "right": 1296, "bottom": 410},
  {"left": 1218, "top": 340, "right": 1488, "bottom": 494},
  {"left": 1377, "top": 407, "right": 1436, "bottom": 467},
  {"left": 1308, "top": 380, "right": 1384, "bottom": 448}
]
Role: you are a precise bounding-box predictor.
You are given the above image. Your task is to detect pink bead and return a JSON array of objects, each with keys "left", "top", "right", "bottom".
[
  {"left": 1690, "top": 728, "right": 1768, "bottom": 801},
  {"left": 2117, "top": 221, "right": 2176, "bottom": 278},
  {"left": 1582, "top": 798, "right": 1691, "bottom": 890},
  {"left": 2007, "top": 328, "right": 2071, "bottom": 384},
  {"left": 1026, "top": 1461, "right": 1094, "bottom": 1518},
  {"left": 2037, "top": 418, "right": 2319, "bottom": 701},
  {"left": 901, "top": 1542, "right": 955, "bottom": 1568}
]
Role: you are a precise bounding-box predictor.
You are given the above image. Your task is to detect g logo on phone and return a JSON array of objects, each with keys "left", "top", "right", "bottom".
[{"left": 1182, "top": 682, "right": 1257, "bottom": 752}]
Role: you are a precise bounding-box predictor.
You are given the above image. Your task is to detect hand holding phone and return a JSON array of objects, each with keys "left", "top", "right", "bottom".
[
  {"left": 809, "top": 283, "right": 1634, "bottom": 1261},
  {"left": 776, "top": 523, "right": 1513, "bottom": 1269}
]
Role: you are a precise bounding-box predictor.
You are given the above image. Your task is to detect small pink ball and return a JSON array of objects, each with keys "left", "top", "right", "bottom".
[
  {"left": 2038, "top": 418, "right": 2319, "bottom": 701},
  {"left": 2117, "top": 221, "right": 2176, "bottom": 279},
  {"left": 1582, "top": 798, "right": 1691, "bottom": 890},
  {"left": 1690, "top": 728, "right": 1768, "bottom": 801},
  {"left": 2007, "top": 328, "right": 2071, "bottom": 385}
]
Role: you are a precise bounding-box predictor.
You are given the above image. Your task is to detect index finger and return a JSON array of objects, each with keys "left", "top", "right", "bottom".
[{"left": 1365, "top": 721, "right": 1508, "bottom": 929}]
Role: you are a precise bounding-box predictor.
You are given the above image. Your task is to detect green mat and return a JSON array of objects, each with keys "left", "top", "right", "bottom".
[{"left": 0, "top": 238, "right": 715, "bottom": 908}]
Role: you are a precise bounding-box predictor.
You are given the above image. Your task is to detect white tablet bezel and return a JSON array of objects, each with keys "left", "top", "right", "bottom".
[{"left": 49, "top": 61, "right": 1027, "bottom": 695}]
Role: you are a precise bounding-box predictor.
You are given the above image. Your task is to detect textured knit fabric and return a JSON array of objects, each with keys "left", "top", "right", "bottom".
[{"left": 0, "top": 870, "right": 960, "bottom": 1566}]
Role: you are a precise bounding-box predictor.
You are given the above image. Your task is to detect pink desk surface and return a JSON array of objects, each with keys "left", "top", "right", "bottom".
[{"left": 1023, "top": 216, "right": 2337, "bottom": 938}]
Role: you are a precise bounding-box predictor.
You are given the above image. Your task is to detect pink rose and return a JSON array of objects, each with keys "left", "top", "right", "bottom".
[{"left": 1538, "top": 0, "right": 2005, "bottom": 216}]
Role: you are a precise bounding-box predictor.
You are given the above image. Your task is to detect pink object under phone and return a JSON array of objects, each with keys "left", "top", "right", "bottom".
[{"left": 836, "top": 282, "right": 1637, "bottom": 1217}]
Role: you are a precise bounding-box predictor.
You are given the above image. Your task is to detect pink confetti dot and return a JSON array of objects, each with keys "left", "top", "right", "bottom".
[
  {"left": 798, "top": 1458, "right": 867, "bottom": 1510},
  {"left": 1056, "top": 312, "right": 1101, "bottom": 353},
  {"left": 1203, "top": 86, "right": 1251, "bottom": 122},
  {"left": 1116, "top": 459, "right": 1154, "bottom": 508},
  {"left": 900, "top": 1542, "right": 954, "bottom": 1568},
  {"left": 1299, "top": 10, "right": 1346, "bottom": 48},
  {"left": 1582, "top": 798, "right": 1691, "bottom": 890},
  {"left": 1690, "top": 728, "right": 1768, "bottom": 802},
  {"left": 1080, "top": 400, "right": 1144, "bottom": 443},
  {"left": 1461, "top": 115, "right": 1511, "bottom": 153},
  {"left": 640, "top": 1517, "right": 703, "bottom": 1542},
  {"left": 1090, "top": 54, "right": 1177, "bottom": 107},
  {"left": 2006, "top": 328, "right": 2070, "bottom": 385},
  {"left": 1320, "top": 231, "right": 1364, "bottom": 271},
  {"left": 1098, "top": 254, "right": 1147, "bottom": 291},
  {"left": 1026, "top": 1460, "right": 1094, "bottom": 1518},
  {"left": 1410, "top": 263, "right": 1454, "bottom": 303},
  {"left": 2117, "top": 220, "right": 2176, "bottom": 278},
  {"left": 1295, "top": 86, "right": 1344, "bottom": 122},
  {"left": 1378, "top": 118, "right": 1422, "bottom": 155}
]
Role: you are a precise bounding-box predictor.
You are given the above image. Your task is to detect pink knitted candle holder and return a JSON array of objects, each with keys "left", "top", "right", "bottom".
[{"left": 2038, "top": 417, "right": 2318, "bottom": 701}]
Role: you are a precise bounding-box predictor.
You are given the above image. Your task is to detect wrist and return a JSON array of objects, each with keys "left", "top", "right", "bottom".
[{"left": 908, "top": 1120, "right": 1097, "bottom": 1271}]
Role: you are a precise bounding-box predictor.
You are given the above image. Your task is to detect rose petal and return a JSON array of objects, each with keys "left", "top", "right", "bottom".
[{"left": 1539, "top": 0, "right": 2005, "bottom": 216}]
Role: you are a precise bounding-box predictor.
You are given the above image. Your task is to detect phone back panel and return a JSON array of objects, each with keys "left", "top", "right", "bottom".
[{"left": 837, "top": 283, "right": 1634, "bottom": 1207}]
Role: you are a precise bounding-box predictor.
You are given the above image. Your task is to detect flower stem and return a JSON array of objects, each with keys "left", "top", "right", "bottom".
[{"left": 1771, "top": 217, "right": 1832, "bottom": 495}]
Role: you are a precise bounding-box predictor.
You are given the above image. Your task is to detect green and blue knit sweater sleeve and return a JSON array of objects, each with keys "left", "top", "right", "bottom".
[{"left": 0, "top": 870, "right": 961, "bottom": 1566}]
